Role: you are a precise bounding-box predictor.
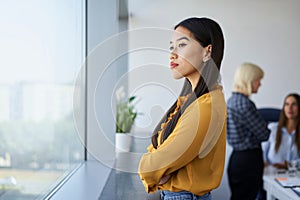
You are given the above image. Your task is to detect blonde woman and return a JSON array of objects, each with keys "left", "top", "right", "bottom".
[{"left": 226, "top": 62, "right": 270, "bottom": 200}]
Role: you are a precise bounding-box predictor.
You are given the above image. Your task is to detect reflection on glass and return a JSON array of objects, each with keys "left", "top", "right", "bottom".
[{"left": 0, "top": 0, "right": 85, "bottom": 199}]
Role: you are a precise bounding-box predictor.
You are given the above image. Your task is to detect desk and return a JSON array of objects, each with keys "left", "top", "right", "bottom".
[{"left": 263, "top": 166, "right": 300, "bottom": 200}]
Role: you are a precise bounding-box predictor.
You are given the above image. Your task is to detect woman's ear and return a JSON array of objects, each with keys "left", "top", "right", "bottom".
[{"left": 203, "top": 45, "right": 212, "bottom": 63}]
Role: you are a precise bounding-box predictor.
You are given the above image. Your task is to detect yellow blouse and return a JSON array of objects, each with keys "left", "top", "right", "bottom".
[
  {"left": 138, "top": 89, "right": 227, "bottom": 196},
  {"left": 157, "top": 95, "right": 189, "bottom": 147}
]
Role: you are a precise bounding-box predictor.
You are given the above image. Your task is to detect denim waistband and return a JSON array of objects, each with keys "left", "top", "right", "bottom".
[{"left": 160, "top": 190, "right": 211, "bottom": 200}]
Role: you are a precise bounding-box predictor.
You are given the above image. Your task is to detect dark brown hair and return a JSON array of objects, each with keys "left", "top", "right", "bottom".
[
  {"left": 275, "top": 93, "right": 300, "bottom": 153},
  {"left": 151, "top": 17, "right": 225, "bottom": 148}
]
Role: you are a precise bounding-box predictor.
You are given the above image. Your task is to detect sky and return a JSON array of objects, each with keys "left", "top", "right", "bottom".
[{"left": 0, "top": 0, "right": 83, "bottom": 85}]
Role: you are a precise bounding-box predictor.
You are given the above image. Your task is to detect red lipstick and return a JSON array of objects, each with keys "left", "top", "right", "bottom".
[{"left": 170, "top": 62, "right": 178, "bottom": 69}]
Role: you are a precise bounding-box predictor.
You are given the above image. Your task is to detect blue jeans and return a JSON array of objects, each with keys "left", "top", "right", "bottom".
[{"left": 160, "top": 190, "right": 211, "bottom": 200}]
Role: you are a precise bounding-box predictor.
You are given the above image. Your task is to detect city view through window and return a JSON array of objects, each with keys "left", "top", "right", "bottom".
[{"left": 0, "top": 1, "right": 85, "bottom": 199}]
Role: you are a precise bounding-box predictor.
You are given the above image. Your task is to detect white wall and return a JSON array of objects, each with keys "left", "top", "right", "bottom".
[
  {"left": 127, "top": 0, "right": 300, "bottom": 199},
  {"left": 128, "top": 0, "right": 300, "bottom": 107},
  {"left": 86, "top": 0, "right": 124, "bottom": 167}
]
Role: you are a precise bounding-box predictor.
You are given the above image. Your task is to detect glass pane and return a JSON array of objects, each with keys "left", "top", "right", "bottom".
[{"left": 0, "top": 1, "right": 85, "bottom": 199}]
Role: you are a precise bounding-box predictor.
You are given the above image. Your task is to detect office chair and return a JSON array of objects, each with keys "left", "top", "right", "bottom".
[{"left": 258, "top": 108, "right": 281, "bottom": 124}]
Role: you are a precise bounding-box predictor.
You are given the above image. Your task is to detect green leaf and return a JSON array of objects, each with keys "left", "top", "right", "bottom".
[
  {"left": 115, "top": 95, "right": 141, "bottom": 133},
  {"left": 128, "top": 96, "right": 136, "bottom": 103}
]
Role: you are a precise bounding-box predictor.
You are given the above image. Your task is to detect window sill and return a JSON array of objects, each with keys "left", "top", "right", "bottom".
[{"left": 49, "top": 160, "right": 111, "bottom": 200}]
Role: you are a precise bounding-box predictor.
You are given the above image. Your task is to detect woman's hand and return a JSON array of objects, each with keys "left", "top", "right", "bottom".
[
  {"left": 264, "top": 162, "right": 269, "bottom": 167},
  {"left": 159, "top": 174, "right": 171, "bottom": 185},
  {"left": 272, "top": 161, "right": 288, "bottom": 170}
]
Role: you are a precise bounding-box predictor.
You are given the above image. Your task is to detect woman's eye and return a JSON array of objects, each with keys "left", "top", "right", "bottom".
[
  {"left": 178, "top": 43, "right": 187, "bottom": 48},
  {"left": 169, "top": 46, "right": 174, "bottom": 51}
]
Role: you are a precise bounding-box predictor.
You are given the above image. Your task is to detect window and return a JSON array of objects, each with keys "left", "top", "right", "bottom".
[{"left": 0, "top": 1, "right": 85, "bottom": 199}]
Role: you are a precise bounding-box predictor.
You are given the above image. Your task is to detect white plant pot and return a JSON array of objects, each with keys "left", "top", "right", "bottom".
[{"left": 115, "top": 133, "right": 132, "bottom": 152}]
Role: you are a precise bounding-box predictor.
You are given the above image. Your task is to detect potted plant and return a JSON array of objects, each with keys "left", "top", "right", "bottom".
[{"left": 115, "top": 86, "right": 138, "bottom": 152}]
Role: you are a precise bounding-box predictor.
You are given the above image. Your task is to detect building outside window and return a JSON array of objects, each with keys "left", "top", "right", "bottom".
[{"left": 0, "top": 1, "right": 85, "bottom": 199}]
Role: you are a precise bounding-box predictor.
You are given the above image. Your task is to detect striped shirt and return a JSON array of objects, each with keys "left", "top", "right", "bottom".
[{"left": 226, "top": 92, "right": 270, "bottom": 151}]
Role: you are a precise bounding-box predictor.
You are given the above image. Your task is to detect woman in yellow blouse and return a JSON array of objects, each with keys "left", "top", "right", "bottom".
[{"left": 138, "top": 17, "right": 227, "bottom": 200}]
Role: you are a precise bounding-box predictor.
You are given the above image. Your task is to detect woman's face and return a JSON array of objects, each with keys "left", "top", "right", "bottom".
[
  {"left": 169, "top": 26, "right": 208, "bottom": 82},
  {"left": 284, "top": 96, "right": 299, "bottom": 120},
  {"left": 251, "top": 78, "right": 262, "bottom": 94}
]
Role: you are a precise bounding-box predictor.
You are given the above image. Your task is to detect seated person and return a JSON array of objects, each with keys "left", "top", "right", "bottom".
[{"left": 262, "top": 93, "right": 300, "bottom": 169}]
